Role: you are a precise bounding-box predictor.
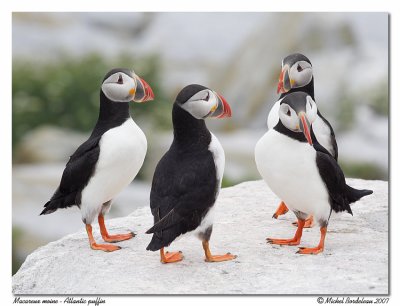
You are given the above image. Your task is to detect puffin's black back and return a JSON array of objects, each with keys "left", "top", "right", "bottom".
[
  {"left": 315, "top": 150, "right": 373, "bottom": 215},
  {"left": 146, "top": 102, "right": 218, "bottom": 251},
  {"left": 40, "top": 89, "right": 130, "bottom": 215},
  {"left": 310, "top": 119, "right": 372, "bottom": 214}
]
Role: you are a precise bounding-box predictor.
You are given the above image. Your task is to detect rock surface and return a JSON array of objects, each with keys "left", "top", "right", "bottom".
[{"left": 12, "top": 179, "right": 388, "bottom": 295}]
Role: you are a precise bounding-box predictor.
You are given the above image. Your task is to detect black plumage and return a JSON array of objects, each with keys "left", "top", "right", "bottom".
[
  {"left": 40, "top": 90, "right": 130, "bottom": 216},
  {"left": 316, "top": 151, "right": 373, "bottom": 215},
  {"left": 146, "top": 101, "right": 217, "bottom": 251}
]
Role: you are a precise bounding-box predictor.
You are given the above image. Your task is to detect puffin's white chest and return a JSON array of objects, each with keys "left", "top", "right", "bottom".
[
  {"left": 208, "top": 133, "right": 225, "bottom": 186},
  {"left": 255, "top": 129, "right": 330, "bottom": 219},
  {"left": 193, "top": 132, "right": 225, "bottom": 238},
  {"left": 81, "top": 119, "right": 147, "bottom": 223},
  {"left": 96, "top": 119, "right": 147, "bottom": 175}
]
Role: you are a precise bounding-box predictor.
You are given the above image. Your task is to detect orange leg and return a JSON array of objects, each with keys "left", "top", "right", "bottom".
[
  {"left": 160, "top": 247, "right": 183, "bottom": 264},
  {"left": 85, "top": 224, "right": 121, "bottom": 252},
  {"left": 202, "top": 240, "right": 237, "bottom": 262},
  {"left": 98, "top": 213, "right": 135, "bottom": 243},
  {"left": 272, "top": 201, "right": 289, "bottom": 219},
  {"left": 292, "top": 215, "right": 314, "bottom": 228},
  {"left": 297, "top": 226, "right": 327, "bottom": 255},
  {"left": 267, "top": 219, "right": 305, "bottom": 245}
]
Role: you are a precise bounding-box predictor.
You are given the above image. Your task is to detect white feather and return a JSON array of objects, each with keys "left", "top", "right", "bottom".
[
  {"left": 267, "top": 101, "right": 281, "bottom": 129},
  {"left": 193, "top": 133, "right": 225, "bottom": 238},
  {"left": 101, "top": 73, "right": 136, "bottom": 103},
  {"left": 255, "top": 129, "right": 331, "bottom": 222},
  {"left": 312, "top": 115, "right": 335, "bottom": 156},
  {"left": 80, "top": 119, "right": 147, "bottom": 224}
]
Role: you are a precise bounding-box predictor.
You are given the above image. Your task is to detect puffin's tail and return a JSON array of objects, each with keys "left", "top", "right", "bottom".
[
  {"left": 40, "top": 189, "right": 78, "bottom": 216},
  {"left": 146, "top": 228, "right": 180, "bottom": 251},
  {"left": 146, "top": 234, "right": 166, "bottom": 251},
  {"left": 347, "top": 185, "right": 373, "bottom": 204}
]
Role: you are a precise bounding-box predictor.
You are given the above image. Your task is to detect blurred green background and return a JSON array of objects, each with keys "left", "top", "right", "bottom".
[{"left": 12, "top": 12, "right": 388, "bottom": 275}]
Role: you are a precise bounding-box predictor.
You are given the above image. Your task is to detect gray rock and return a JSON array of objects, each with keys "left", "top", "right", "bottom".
[{"left": 12, "top": 179, "right": 388, "bottom": 294}]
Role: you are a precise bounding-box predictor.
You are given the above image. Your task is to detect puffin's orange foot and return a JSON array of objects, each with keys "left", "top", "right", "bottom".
[
  {"left": 90, "top": 243, "right": 121, "bottom": 252},
  {"left": 103, "top": 231, "right": 135, "bottom": 243},
  {"left": 205, "top": 253, "right": 237, "bottom": 262},
  {"left": 292, "top": 216, "right": 314, "bottom": 228},
  {"left": 272, "top": 202, "right": 289, "bottom": 219},
  {"left": 266, "top": 237, "right": 301, "bottom": 246},
  {"left": 296, "top": 246, "right": 324, "bottom": 255},
  {"left": 161, "top": 251, "right": 184, "bottom": 264}
]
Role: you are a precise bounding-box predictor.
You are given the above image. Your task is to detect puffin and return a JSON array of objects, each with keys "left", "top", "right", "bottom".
[
  {"left": 146, "top": 84, "right": 237, "bottom": 263},
  {"left": 255, "top": 91, "right": 372, "bottom": 254},
  {"left": 268, "top": 53, "right": 338, "bottom": 228},
  {"left": 40, "top": 68, "right": 154, "bottom": 252}
]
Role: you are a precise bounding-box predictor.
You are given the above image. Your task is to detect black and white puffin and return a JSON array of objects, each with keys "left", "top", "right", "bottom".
[
  {"left": 40, "top": 68, "right": 154, "bottom": 252},
  {"left": 146, "top": 84, "right": 237, "bottom": 263},
  {"left": 268, "top": 53, "right": 338, "bottom": 227},
  {"left": 255, "top": 92, "right": 372, "bottom": 254}
]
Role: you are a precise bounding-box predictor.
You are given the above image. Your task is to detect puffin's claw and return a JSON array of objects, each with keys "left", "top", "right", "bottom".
[
  {"left": 272, "top": 201, "right": 289, "bottom": 219},
  {"left": 160, "top": 249, "right": 184, "bottom": 264}
]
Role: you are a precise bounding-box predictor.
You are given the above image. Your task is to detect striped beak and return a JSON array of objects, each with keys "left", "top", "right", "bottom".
[
  {"left": 277, "top": 65, "right": 291, "bottom": 94},
  {"left": 132, "top": 76, "right": 155, "bottom": 102},
  {"left": 299, "top": 112, "right": 312, "bottom": 145},
  {"left": 207, "top": 92, "right": 232, "bottom": 119}
]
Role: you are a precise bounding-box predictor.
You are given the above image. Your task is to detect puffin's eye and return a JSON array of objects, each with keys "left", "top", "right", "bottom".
[
  {"left": 297, "top": 64, "right": 303, "bottom": 72},
  {"left": 204, "top": 92, "right": 210, "bottom": 101},
  {"left": 286, "top": 108, "right": 291, "bottom": 116},
  {"left": 117, "top": 74, "right": 123, "bottom": 84}
]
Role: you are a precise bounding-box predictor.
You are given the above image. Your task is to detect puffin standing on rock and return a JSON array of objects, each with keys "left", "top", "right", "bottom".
[
  {"left": 268, "top": 53, "right": 338, "bottom": 228},
  {"left": 255, "top": 92, "right": 372, "bottom": 254},
  {"left": 146, "top": 84, "right": 237, "bottom": 263},
  {"left": 41, "top": 68, "right": 154, "bottom": 252}
]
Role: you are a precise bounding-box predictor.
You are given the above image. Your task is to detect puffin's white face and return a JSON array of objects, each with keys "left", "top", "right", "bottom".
[
  {"left": 279, "top": 95, "right": 317, "bottom": 145},
  {"left": 288, "top": 61, "right": 313, "bottom": 89},
  {"left": 279, "top": 102, "right": 299, "bottom": 131},
  {"left": 277, "top": 61, "right": 313, "bottom": 94},
  {"left": 180, "top": 89, "right": 231, "bottom": 119},
  {"left": 101, "top": 71, "right": 154, "bottom": 103}
]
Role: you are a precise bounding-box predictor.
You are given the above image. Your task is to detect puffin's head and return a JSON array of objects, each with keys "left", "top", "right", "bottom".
[
  {"left": 101, "top": 68, "right": 154, "bottom": 103},
  {"left": 278, "top": 91, "right": 317, "bottom": 145},
  {"left": 277, "top": 53, "right": 313, "bottom": 94},
  {"left": 175, "top": 84, "right": 232, "bottom": 120}
]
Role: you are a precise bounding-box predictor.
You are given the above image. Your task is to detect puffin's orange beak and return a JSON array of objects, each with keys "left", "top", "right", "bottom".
[
  {"left": 277, "top": 65, "right": 291, "bottom": 94},
  {"left": 299, "top": 112, "right": 312, "bottom": 145},
  {"left": 216, "top": 93, "right": 232, "bottom": 118},
  {"left": 132, "top": 76, "right": 155, "bottom": 102},
  {"left": 141, "top": 78, "right": 154, "bottom": 101},
  {"left": 208, "top": 92, "right": 232, "bottom": 119},
  {"left": 277, "top": 69, "right": 285, "bottom": 94}
]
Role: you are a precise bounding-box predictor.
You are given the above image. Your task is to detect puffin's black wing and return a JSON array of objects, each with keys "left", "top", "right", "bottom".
[
  {"left": 316, "top": 151, "right": 372, "bottom": 215},
  {"left": 317, "top": 110, "right": 338, "bottom": 161},
  {"left": 40, "top": 136, "right": 101, "bottom": 215},
  {"left": 146, "top": 149, "right": 217, "bottom": 250}
]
